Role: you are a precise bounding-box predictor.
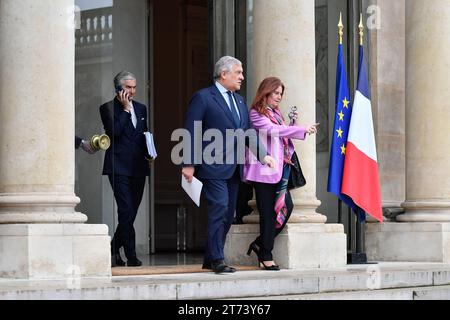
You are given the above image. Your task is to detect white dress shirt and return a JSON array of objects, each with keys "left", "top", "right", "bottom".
[{"left": 129, "top": 101, "right": 138, "bottom": 129}]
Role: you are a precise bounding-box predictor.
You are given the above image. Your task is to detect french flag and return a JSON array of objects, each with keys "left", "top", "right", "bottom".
[{"left": 341, "top": 45, "right": 383, "bottom": 222}]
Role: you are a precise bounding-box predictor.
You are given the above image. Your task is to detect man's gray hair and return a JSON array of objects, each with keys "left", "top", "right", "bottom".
[
  {"left": 214, "top": 56, "right": 242, "bottom": 80},
  {"left": 114, "top": 71, "right": 137, "bottom": 88}
]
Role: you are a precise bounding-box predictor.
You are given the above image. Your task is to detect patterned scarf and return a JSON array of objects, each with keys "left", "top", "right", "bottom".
[{"left": 266, "top": 108, "right": 292, "bottom": 229}]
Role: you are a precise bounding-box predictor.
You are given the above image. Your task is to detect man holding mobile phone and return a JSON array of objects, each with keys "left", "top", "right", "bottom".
[{"left": 100, "top": 71, "right": 150, "bottom": 267}]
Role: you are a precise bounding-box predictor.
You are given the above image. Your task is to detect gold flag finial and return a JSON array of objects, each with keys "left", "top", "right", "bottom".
[
  {"left": 338, "top": 12, "right": 344, "bottom": 45},
  {"left": 359, "top": 13, "right": 364, "bottom": 46}
]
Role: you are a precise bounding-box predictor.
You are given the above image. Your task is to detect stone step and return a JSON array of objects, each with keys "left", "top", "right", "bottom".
[
  {"left": 1, "top": 262, "right": 450, "bottom": 300},
  {"left": 237, "top": 285, "right": 450, "bottom": 300}
]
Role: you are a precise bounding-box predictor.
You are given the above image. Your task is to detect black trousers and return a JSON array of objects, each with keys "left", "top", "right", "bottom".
[
  {"left": 253, "top": 182, "right": 294, "bottom": 261},
  {"left": 235, "top": 182, "right": 254, "bottom": 220},
  {"left": 109, "top": 175, "right": 146, "bottom": 259}
]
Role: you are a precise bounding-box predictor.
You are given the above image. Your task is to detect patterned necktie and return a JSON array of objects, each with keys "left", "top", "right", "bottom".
[{"left": 226, "top": 91, "right": 241, "bottom": 127}]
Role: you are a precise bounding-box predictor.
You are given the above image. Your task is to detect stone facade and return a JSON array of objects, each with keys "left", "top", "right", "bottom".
[{"left": 0, "top": 0, "right": 449, "bottom": 279}]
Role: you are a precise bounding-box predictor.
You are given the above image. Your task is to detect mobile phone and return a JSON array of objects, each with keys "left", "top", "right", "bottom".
[{"left": 115, "top": 85, "right": 123, "bottom": 94}]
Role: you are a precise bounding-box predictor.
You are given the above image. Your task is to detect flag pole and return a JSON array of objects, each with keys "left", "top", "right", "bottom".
[
  {"left": 347, "top": 14, "right": 376, "bottom": 265},
  {"left": 356, "top": 14, "right": 367, "bottom": 262},
  {"left": 337, "top": 13, "right": 344, "bottom": 226},
  {"left": 359, "top": 13, "right": 364, "bottom": 46}
]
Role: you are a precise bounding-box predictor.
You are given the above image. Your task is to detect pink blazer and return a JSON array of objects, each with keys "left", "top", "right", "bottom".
[{"left": 244, "top": 108, "right": 307, "bottom": 184}]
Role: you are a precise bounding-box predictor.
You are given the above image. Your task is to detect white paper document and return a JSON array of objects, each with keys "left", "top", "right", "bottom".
[
  {"left": 144, "top": 132, "right": 157, "bottom": 159},
  {"left": 181, "top": 176, "right": 203, "bottom": 207}
]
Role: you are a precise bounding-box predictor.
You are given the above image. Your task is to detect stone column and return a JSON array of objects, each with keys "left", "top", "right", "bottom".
[
  {"left": 252, "top": 0, "right": 326, "bottom": 224},
  {"left": 398, "top": 0, "right": 450, "bottom": 222},
  {"left": 226, "top": 0, "right": 346, "bottom": 269},
  {"left": 366, "top": 0, "right": 450, "bottom": 262},
  {"left": 367, "top": 0, "right": 406, "bottom": 213},
  {"left": 0, "top": 0, "right": 111, "bottom": 279}
]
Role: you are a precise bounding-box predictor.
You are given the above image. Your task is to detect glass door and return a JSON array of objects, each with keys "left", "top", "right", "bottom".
[{"left": 74, "top": 0, "right": 151, "bottom": 257}]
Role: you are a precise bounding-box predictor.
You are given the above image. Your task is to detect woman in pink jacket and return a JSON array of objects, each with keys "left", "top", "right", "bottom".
[{"left": 244, "top": 77, "right": 318, "bottom": 270}]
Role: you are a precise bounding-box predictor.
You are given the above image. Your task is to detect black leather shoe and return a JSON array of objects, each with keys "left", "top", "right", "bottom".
[
  {"left": 111, "top": 253, "right": 126, "bottom": 267},
  {"left": 211, "top": 260, "right": 236, "bottom": 274},
  {"left": 232, "top": 217, "right": 244, "bottom": 225},
  {"left": 127, "top": 258, "right": 143, "bottom": 267},
  {"left": 227, "top": 265, "right": 237, "bottom": 272},
  {"left": 202, "top": 261, "right": 212, "bottom": 270}
]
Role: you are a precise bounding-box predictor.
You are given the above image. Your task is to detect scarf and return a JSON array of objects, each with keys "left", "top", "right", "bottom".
[{"left": 266, "top": 107, "right": 292, "bottom": 229}]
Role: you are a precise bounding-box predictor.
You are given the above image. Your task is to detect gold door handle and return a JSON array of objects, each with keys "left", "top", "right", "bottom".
[{"left": 90, "top": 134, "right": 111, "bottom": 151}]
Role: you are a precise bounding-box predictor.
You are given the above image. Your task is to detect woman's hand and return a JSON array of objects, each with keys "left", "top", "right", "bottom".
[
  {"left": 290, "top": 111, "right": 299, "bottom": 123},
  {"left": 263, "top": 155, "right": 276, "bottom": 168},
  {"left": 307, "top": 123, "right": 320, "bottom": 135}
]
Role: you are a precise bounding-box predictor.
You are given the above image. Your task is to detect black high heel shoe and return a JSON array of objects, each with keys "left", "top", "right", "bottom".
[
  {"left": 247, "top": 242, "right": 260, "bottom": 257},
  {"left": 111, "top": 253, "right": 126, "bottom": 267},
  {"left": 259, "top": 261, "right": 280, "bottom": 271}
]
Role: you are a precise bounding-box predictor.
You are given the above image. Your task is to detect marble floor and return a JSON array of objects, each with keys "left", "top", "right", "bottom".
[{"left": 138, "top": 253, "right": 204, "bottom": 267}]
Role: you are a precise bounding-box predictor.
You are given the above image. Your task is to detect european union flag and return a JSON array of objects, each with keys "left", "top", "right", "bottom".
[{"left": 327, "top": 43, "right": 356, "bottom": 211}]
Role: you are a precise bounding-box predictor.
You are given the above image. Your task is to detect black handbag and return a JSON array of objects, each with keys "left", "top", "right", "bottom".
[{"left": 288, "top": 151, "right": 306, "bottom": 190}]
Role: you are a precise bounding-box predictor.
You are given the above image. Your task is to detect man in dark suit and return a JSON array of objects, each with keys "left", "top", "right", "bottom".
[
  {"left": 100, "top": 71, "right": 150, "bottom": 267},
  {"left": 182, "top": 56, "right": 275, "bottom": 274}
]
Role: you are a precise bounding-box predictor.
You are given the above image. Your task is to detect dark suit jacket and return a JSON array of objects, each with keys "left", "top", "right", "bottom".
[
  {"left": 100, "top": 98, "right": 150, "bottom": 177},
  {"left": 183, "top": 85, "right": 265, "bottom": 180},
  {"left": 75, "top": 136, "right": 82, "bottom": 149}
]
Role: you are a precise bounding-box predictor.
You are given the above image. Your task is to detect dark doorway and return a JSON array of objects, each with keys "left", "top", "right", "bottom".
[{"left": 152, "top": 0, "right": 210, "bottom": 254}]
